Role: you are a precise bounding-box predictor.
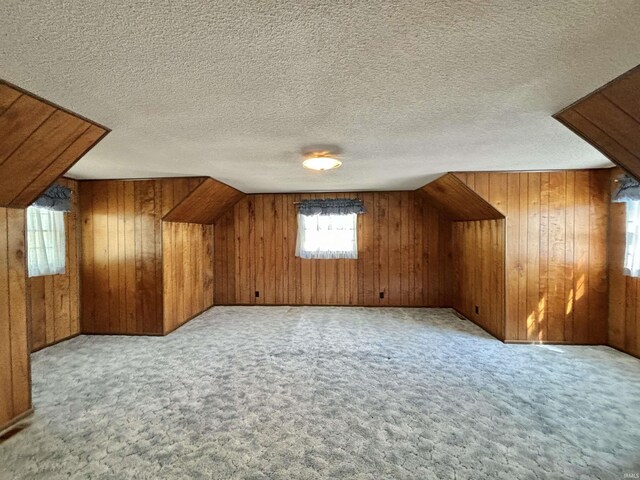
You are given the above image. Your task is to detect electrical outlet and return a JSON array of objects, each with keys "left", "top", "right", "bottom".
[
  {"left": 255, "top": 291, "right": 260, "bottom": 298},
  {"left": 475, "top": 305, "right": 479, "bottom": 314},
  {"left": 379, "top": 292, "right": 385, "bottom": 299}
]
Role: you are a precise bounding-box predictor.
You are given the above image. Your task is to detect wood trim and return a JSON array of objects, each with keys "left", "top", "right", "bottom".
[
  {"left": 0, "top": 407, "right": 33, "bottom": 436},
  {"left": 0, "top": 81, "right": 110, "bottom": 208},
  {"left": 503, "top": 340, "right": 603, "bottom": 345},
  {"left": 417, "top": 173, "right": 505, "bottom": 221},
  {"left": 76, "top": 176, "right": 209, "bottom": 183},
  {"left": 163, "top": 177, "right": 246, "bottom": 224},
  {"left": 451, "top": 308, "right": 507, "bottom": 342},
  {"left": 554, "top": 64, "right": 640, "bottom": 180},
  {"left": 30, "top": 333, "right": 81, "bottom": 353},
  {"left": 554, "top": 65, "right": 640, "bottom": 116},
  {"left": 162, "top": 305, "right": 215, "bottom": 336},
  {"left": 0, "top": 79, "right": 110, "bottom": 132}
]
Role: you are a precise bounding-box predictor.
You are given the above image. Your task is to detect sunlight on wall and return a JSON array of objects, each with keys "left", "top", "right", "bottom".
[
  {"left": 527, "top": 295, "right": 547, "bottom": 341},
  {"left": 565, "top": 288, "right": 574, "bottom": 316},
  {"left": 575, "top": 274, "right": 585, "bottom": 301}
]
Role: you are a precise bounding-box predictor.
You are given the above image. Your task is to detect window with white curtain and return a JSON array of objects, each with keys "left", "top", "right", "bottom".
[
  {"left": 624, "top": 200, "right": 640, "bottom": 277},
  {"left": 295, "top": 213, "right": 358, "bottom": 259},
  {"left": 26, "top": 206, "right": 66, "bottom": 277}
]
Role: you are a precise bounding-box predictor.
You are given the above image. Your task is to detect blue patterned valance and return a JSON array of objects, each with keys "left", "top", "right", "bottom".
[
  {"left": 613, "top": 174, "right": 640, "bottom": 203},
  {"left": 32, "top": 183, "right": 72, "bottom": 212},
  {"left": 297, "top": 198, "right": 366, "bottom": 216}
]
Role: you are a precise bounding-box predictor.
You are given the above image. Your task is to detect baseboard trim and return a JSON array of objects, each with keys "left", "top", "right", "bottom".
[
  {"left": 0, "top": 408, "right": 33, "bottom": 437},
  {"left": 163, "top": 304, "right": 215, "bottom": 335},
  {"left": 31, "top": 332, "right": 81, "bottom": 353},
  {"left": 212, "top": 303, "right": 450, "bottom": 308},
  {"left": 504, "top": 340, "right": 603, "bottom": 346},
  {"left": 606, "top": 343, "right": 640, "bottom": 359},
  {"left": 80, "top": 331, "right": 164, "bottom": 336},
  {"left": 451, "top": 307, "right": 505, "bottom": 342}
]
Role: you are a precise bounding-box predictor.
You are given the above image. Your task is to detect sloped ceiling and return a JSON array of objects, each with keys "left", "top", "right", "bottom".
[
  {"left": 417, "top": 174, "right": 504, "bottom": 221},
  {"left": 0, "top": 82, "right": 109, "bottom": 208},
  {"left": 1, "top": 1, "right": 639, "bottom": 192},
  {"left": 555, "top": 65, "right": 640, "bottom": 180},
  {"left": 163, "top": 178, "right": 245, "bottom": 224}
]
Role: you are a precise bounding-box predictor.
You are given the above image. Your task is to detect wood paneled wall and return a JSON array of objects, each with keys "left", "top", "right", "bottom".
[
  {"left": 0, "top": 207, "right": 30, "bottom": 431},
  {"left": 162, "top": 222, "right": 214, "bottom": 334},
  {"left": 79, "top": 178, "right": 204, "bottom": 334},
  {"left": 608, "top": 169, "right": 640, "bottom": 358},
  {"left": 0, "top": 81, "right": 109, "bottom": 208},
  {"left": 163, "top": 178, "right": 245, "bottom": 224},
  {"left": 418, "top": 173, "right": 504, "bottom": 221},
  {"left": 213, "top": 191, "right": 453, "bottom": 306},
  {"left": 453, "top": 220, "right": 506, "bottom": 339},
  {"left": 28, "top": 178, "right": 81, "bottom": 351},
  {"left": 455, "top": 170, "right": 610, "bottom": 343},
  {"left": 555, "top": 65, "right": 640, "bottom": 180}
]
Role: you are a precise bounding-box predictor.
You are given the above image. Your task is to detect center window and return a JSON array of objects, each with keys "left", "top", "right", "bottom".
[{"left": 295, "top": 199, "right": 365, "bottom": 259}]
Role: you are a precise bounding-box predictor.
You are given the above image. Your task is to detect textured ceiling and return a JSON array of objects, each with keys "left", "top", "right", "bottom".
[{"left": 1, "top": 1, "right": 639, "bottom": 193}]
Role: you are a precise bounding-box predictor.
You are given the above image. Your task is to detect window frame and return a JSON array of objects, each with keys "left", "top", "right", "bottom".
[
  {"left": 26, "top": 206, "right": 67, "bottom": 278},
  {"left": 295, "top": 212, "right": 359, "bottom": 260}
]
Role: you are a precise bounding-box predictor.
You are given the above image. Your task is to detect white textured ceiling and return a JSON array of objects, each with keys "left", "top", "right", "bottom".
[{"left": 1, "top": 1, "right": 639, "bottom": 193}]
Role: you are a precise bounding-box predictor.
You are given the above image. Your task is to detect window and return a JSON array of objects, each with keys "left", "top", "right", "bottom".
[
  {"left": 624, "top": 201, "right": 640, "bottom": 277},
  {"left": 295, "top": 213, "right": 358, "bottom": 259},
  {"left": 26, "top": 206, "right": 66, "bottom": 277}
]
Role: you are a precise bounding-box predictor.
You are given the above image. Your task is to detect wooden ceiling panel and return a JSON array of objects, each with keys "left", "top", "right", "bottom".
[
  {"left": 0, "top": 84, "right": 22, "bottom": 113},
  {"left": 601, "top": 66, "right": 640, "bottom": 123},
  {"left": 554, "top": 65, "right": 640, "bottom": 179},
  {"left": 416, "top": 173, "right": 504, "bottom": 221},
  {"left": 0, "top": 94, "right": 55, "bottom": 163},
  {"left": 12, "top": 125, "right": 107, "bottom": 207},
  {"left": 163, "top": 177, "right": 245, "bottom": 224},
  {"left": 0, "top": 80, "right": 109, "bottom": 208}
]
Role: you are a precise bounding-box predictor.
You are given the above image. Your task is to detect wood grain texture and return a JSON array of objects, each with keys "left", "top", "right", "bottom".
[
  {"left": 213, "top": 191, "right": 452, "bottom": 306},
  {"left": 555, "top": 65, "right": 640, "bottom": 180},
  {"left": 0, "top": 81, "right": 109, "bottom": 208},
  {"left": 455, "top": 170, "right": 610, "bottom": 343},
  {"left": 608, "top": 168, "right": 640, "bottom": 358},
  {"left": 79, "top": 178, "right": 203, "bottom": 334},
  {"left": 453, "top": 220, "right": 506, "bottom": 339},
  {"left": 162, "top": 221, "right": 214, "bottom": 334},
  {"left": 28, "top": 178, "right": 81, "bottom": 351},
  {"left": 417, "top": 173, "right": 504, "bottom": 221},
  {"left": 0, "top": 207, "right": 31, "bottom": 431},
  {"left": 163, "top": 177, "right": 245, "bottom": 224}
]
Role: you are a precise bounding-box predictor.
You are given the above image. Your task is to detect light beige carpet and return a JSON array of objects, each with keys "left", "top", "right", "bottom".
[{"left": 1, "top": 307, "right": 639, "bottom": 479}]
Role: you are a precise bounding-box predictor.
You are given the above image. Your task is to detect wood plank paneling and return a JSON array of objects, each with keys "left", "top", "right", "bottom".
[
  {"left": 608, "top": 169, "right": 640, "bottom": 358},
  {"left": 79, "top": 178, "right": 204, "bottom": 334},
  {"left": 0, "top": 207, "right": 31, "bottom": 431},
  {"left": 163, "top": 177, "right": 245, "bottom": 224},
  {"left": 0, "top": 81, "right": 109, "bottom": 208},
  {"left": 453, "top": 220, "right": 506, "bottom": 339},
  {"left": 162, "top": 222, "right": 214, "bottom": 334},
  {"left": 418, "top": 173, "right": 504, "bottom": 221},
  {"left": 213, "top": 191, "right": 452, "bottom": 306},
  {"left": 554, "top": 65, "right": 640, "bottom": 180},
  {"left": 455, "top": 170, "right": 610, "bottom": 344},
  {"left": 28, "top": 178, "right": 81, "bottom": 351}
]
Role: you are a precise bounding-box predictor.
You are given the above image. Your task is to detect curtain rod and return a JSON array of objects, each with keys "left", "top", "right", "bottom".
[{"left": 293, "top": 199, "right": 361, "bottom": 204}]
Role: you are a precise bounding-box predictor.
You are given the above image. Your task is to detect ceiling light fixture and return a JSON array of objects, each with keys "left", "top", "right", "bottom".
[{"left": 302, "top": 152, "right": 342, "bottom": 171}]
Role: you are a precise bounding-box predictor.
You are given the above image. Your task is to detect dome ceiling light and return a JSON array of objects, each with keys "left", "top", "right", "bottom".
[{"left": 302, "top": 151, "right": 342, "bottom": 171}]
